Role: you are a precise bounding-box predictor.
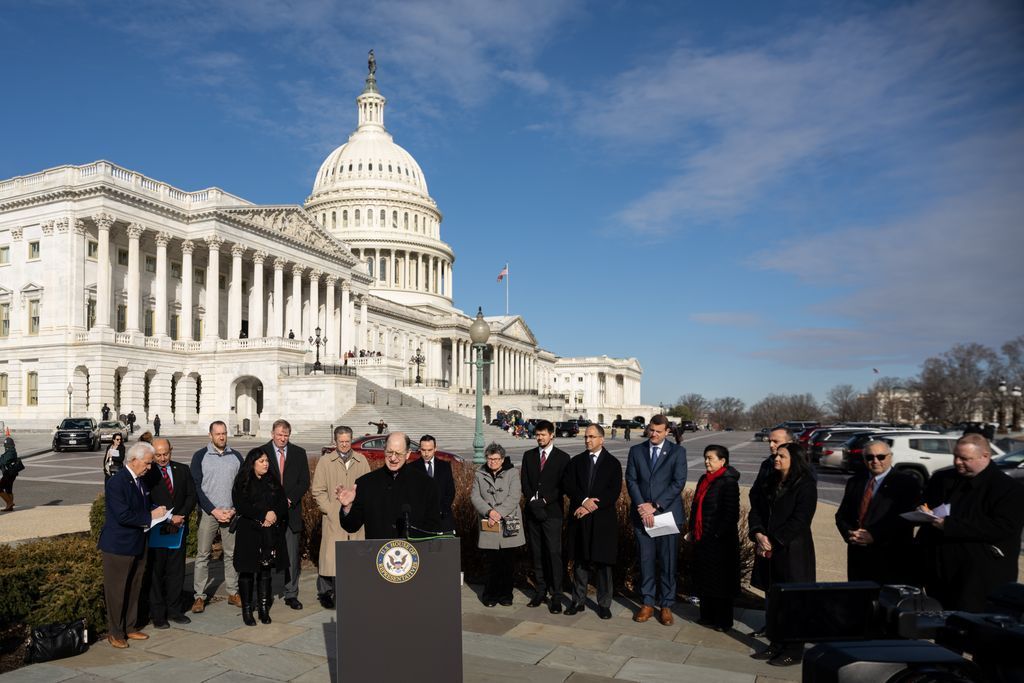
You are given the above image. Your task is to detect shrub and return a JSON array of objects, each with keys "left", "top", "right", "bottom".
[{"left": 0, "top": 537, "right": 105, "bottom": 631}]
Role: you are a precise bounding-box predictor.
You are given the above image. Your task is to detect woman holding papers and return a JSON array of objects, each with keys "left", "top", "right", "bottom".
[
  {"left": 103, "top": 433, "right": 126, "bottom": 480},
  {"left": 470, "top": 443, "right": 525, "bottom": 607},
  {"left": 232, "top": 448, "right": 289, "bottom": 626},
  {"left": 748, "top": 441, "right": 817, "bottom": 667},
  {"left": 685, "top": 444, "right": 741, "bottom": 631}
]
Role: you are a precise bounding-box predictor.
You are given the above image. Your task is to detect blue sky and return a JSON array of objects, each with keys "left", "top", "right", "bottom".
[{"left": 2, "top": 0, "right": 1022, "bottom": 407}]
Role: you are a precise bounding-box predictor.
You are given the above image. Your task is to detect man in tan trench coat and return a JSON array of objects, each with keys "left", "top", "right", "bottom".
[{"left": 312, "top": 425, "right": 370, "bottom": 609}]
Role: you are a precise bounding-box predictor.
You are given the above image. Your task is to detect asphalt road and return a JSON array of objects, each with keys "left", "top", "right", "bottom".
[{"left": 11, "top": 430, "right": 852, "bottom": 511}]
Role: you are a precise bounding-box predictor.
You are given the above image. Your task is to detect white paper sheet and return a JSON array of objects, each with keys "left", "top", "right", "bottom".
[
  {"left": 900, "top": 504, "right": 950, "bottom": 524},
  {"left": 148, "top": 507, "right": 173, "bottom": 530},
  {"left": 644, "top": 511, "right": 680, "bottom": 537}
]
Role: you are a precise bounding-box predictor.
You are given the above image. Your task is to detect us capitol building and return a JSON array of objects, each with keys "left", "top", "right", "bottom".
[{"left": 0, "top": 60, "right": 651, "bottom": 434}]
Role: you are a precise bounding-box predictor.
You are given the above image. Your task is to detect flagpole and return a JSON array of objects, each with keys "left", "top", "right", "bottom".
[{"left": 505, "top": 262, "right": 509, "bottom": 316}]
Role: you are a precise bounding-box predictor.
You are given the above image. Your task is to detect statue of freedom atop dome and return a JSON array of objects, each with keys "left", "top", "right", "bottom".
[{"left": 368, "top": 49, "right": 376, "bottom": 76}]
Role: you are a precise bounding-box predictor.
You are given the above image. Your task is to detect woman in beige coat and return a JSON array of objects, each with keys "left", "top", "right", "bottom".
[
  {"left": 312, "top": 427, "right": 370, "bottom": 609},
  {"left": 471, "top": 443, "right": 525, "bottom": 607}
]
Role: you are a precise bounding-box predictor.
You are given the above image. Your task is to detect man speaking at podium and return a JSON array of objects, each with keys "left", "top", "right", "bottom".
[{"left": 338, "top": 432, "right": 441, "bottom": 539}]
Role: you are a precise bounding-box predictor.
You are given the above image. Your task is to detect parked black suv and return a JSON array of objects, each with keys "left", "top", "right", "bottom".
[
  {"left": 554, "top": 421, "right": 580, "bottom": 438},
  {"left": 53, "top": 417, "right": 100, "bottom": 452},
  {"left": 612, "top": 418, "right": 642, "bottom": 429}
]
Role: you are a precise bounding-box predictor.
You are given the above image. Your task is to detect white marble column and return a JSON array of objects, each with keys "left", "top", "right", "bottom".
[
  {"left": 154, "top": 232, "right": 170, "bottom": 337},
  {"left": 251, "top": 251, "right": 266, "bottom": 338},
  {"left": 203, "top": 235, "right": 222, "bottom": 340},
  {"left": 389, "top": 251, "right": 396, "bottom": 288},
  {"left": 271, "top": 258, "right": 285, "bottom": 337},
  {"left": 94, "top": 213, "right": 113, "bottom": 328},
  {"left": 454, "top": 339, "right": 462, "bottom": 389},
  {"left": 324, "top": 276, "right": 336, "bottom": 356},
  {"left": 358, "top": 297, "right": 366, "bottom": 352},
  {"left": 229, "top": 244, "right": 244, "bottom": 339},
  {"left": 71, "top": 219, "right": 87, "bottom": 328},
  {"left": 489, "top": 344, "right": 496, "bottom": 393},
  {"left": 308, "top": 270, "right": 321, "bottom": 337},
  {"left": 448, "top": 263, "right": 454, "bottom": 299},
  {"left": 421, "top": 255, "right": 428, "bottom": 293},
  {"left": 340, "top": 281, "right": 351, "bottom": 353},
  {"left": 126, "top": 223, "right": 145, "bottom": 333},
  {"left": 180, "top": 240, "right": 194, "bottom": 340},
  {"left": 290, "top": 266, "right": 304, "bottom": 338}
]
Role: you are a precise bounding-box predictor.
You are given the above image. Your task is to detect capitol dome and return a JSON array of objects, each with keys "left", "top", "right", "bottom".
[{"left": 305, "top": 57, "right": 454, "bottom": 312}]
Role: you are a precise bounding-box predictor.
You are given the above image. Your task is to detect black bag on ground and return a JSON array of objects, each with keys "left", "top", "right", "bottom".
[{"left": 24, "top": 619, "right": 89, "bottom": 663}]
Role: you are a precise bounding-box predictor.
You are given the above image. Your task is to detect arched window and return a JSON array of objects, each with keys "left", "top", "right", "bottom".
[
  {"left": 379, "top": 258, "right": 387, "bottom": 282},
  {"left": 366, "top": 209, "right": 373, "bottom": 227},
  {"left": 379, "top": 209, "right": 385, "bottom": 224},
  {"left": 358, "top": 163, "right": 362, "bottom": 171},
  {"left": 367, "top": 259, "right": 374, "bottom": 277},
  {"left": 392, "top": 211, "right": 398, "bottom": 228},
  {"left": 0, "top": 373, "right": 8, "bottom": 407},
  {"left": 388, "top": 164, "right": 393, "bottom": 173},
  {"left": 355, "top": 209, "right": 361, "bottom": 227},
  {"left": 348, "top": 164, "right": 352, "bottom": 172},
  {"left": 331, "top": 211, "right": 336, "bottom": 229},
  {"left": 403, "top": 213, "right": 409, "bottom": 229},
  {"left": 321, "top": 212, "right": 326, "bottom": 226},
  {"left": 342, "top": 210, "right": 349, "bottom": 228}
]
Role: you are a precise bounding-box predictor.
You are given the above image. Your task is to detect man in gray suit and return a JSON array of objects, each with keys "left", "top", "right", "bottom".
[{"left": 626, "top": 414, "right": 687, "bottom": 625}]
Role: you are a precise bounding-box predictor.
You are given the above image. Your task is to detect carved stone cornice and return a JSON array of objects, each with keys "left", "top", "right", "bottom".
[
  {"left": 204, "top": 234, "right": 224, "bottom": 251},
  {"left": 230, "top": 244, "right": 246, "bottom": 258},
  {"left": 217, "top": 206, "right": 358, "bottom": 267},
  {"left": 154, "top": 232, "right": 171, "bottom": 248},
  {"left": 180, "top": 239, "right": 195, "bottom": 255},
  {"left": 126, "top": 223, "right": 145, "bottom": 240},
  {"left": 41, "top": 220, "right": 55, "bottom": 236},
  {"left": 93, "top": 212, "right": 115, "bottom": 230}
]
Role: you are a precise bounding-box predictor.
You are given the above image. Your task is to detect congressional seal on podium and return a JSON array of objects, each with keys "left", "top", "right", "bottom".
[{"left": 376, "top": 540, "right": 420, "bottom": 583}]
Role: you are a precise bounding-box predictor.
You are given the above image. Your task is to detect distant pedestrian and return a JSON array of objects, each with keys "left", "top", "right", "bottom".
[
  {"left": 104, "top": 433, "right": 127, "bottom": 480},
  {"left": 369, "top": 419, "right": 387, "bottom": 435},
  {"left": 127, "top": 411, "right": 137, "bottom": 434},
  {"left": 101, "top": 403, "right": 111, "bottom": 421},
  {"left": 624, "top": 424, "right": 631, "bottom": 441},
  {"left": 153, "top": 415, "right": 161, "bottom": 437},
  {"left": 1, "top": 437, "right": 25, "bottom": 512}
]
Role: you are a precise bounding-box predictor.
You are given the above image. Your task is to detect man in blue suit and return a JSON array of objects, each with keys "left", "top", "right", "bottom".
[
  {"left": 98, "top": 442, "right": 167, "bottom": 649},
  {"left": 626, "top": 414, "right": 687, "bottom": 625}
]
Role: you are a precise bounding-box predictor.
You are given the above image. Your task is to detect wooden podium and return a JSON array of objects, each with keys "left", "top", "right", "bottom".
[{"left": 335, "top": 537, "right": 462, "bottom": 682}]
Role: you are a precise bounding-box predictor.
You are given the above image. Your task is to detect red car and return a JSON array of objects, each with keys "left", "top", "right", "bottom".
[{"left": 334, "top": 434, "right": 465, "bottom": 466}]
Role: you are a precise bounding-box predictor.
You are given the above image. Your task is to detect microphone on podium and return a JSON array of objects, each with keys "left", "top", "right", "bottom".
[{"left": 401, "top": 503, "right": 411, "bottom": 540}]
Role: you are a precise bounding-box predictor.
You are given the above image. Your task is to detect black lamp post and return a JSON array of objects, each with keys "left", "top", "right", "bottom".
[
  {"left": 468, "top": 308, "right": 492, "bottom": 465},
  {"left": 309, "top": 325, "right": 327, "bottom": 372},
  {"left": 66, "top": 382, "right": 73, "bottom": 417},
  {"left": 410, "top": 347, "right": 426, "bottom": 385}
]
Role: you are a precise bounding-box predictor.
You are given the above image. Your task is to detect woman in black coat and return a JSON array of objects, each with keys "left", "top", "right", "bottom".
[
  {"left": 748, "top": 441, "right": 817, "bottom": 666},
  {"left": 232, "top": 448, "right": 288, "bottom": 626},
  {"left": 685, "top": 444, "right": 741, "bottom": 631},
  {"left": 103, "top": 433, "right": 126, "bottom": 480}
]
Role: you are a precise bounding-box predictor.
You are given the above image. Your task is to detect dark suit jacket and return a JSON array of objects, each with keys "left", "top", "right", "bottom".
[
  {"left": 625, "top": 439, "right": 687, "bottom": 527},
  {"left": 521, "top": 445, "right": 570, "bottom": 518},
  {"left": 143, "top": 460, "right": 198, "bottom": 531},
  {"left": 340, "top": 464, "right": 441, "bottom": 539},
  {"left": 563, "top": 448, "right": 623, "bottom": 565},
  {"left": 835, "top": 469, "right": 920, "bottom": 583},
  {"left": 411, "top": 457, "right": 455, "bottom": 524},
  {"left": 262, "top": 441, "right": 310, "bottom": 532},
  {"left": 98, "top": 468, "right": 152, "bottom": 556}
]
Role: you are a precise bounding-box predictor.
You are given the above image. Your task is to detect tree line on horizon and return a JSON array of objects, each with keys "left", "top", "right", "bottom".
[{"left": 667, "top": 336, "right": 1024, "bottom": 430}]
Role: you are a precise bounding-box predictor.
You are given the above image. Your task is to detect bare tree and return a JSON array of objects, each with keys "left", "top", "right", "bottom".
[
  {"left": 748, "top": 393, "right": 821, "bottom": 428},
  {"left": 825, "top": 384, "right": 862, "bottom": 422},
  {"left": 670, "top": 393, "right": 709, "bottom": 423},
  {"left": 913, "top": 343, "right": 1001, "bottom": 424},
  {"left": 709, "top": 396, "right": 746, "bottom": 429}
]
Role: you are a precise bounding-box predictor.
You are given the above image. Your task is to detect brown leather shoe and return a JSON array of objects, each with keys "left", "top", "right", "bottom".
[
  {"left": 633, "top": 605, "right": 655, "bottom": 623},
  {"left": 126, "top": 632, "right": 149, "bottom": 640},
  {"left": 106, "top": 635, "right": 128, "bottom": 649},
  {"left": 227, "top": 593, "right": 243, "bottom": 608},
  {"left": 192, "top": 597, "right": 205, "bottom": 613},
  {"left": 658, "top": 607, "right": 674, "bottom": 625}
]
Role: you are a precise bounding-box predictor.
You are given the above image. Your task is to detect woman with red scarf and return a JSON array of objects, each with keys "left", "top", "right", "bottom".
[{"left": 685, "top": 444, "right": 740, "bottom": 631}]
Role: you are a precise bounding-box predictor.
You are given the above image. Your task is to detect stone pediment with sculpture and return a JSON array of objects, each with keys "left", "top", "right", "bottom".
[
  {"left": 219, "top": 206, "right": 358, "bottom": 267},
  {"left": 498, "top": 317, "right": 537, "bottom": 345}
]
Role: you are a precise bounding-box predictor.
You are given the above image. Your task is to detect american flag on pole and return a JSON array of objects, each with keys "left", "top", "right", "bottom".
[{"left": 497, "top": 264, "right": 508, "bottom": 283}]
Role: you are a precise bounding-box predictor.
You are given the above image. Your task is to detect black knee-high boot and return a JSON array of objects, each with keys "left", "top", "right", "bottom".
[
  {"left": 239, "top": 573, "right": 256, "bottom": 626},
  {"left": 257, "top": 568, "right": 272, "bottom": 624}
]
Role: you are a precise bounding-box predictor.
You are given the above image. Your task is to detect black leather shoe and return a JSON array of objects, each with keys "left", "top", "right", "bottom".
[
  {"left": 285, "top": 598, "right": 303, "bottom": 610},
  {"left": 168, "top": 614, "right": 192, "bottom": 625},
  {"left": 527, "top": 595, "right": 545, "bottom": 608},
  {"left": 548, "top": 600, "right": 562, "bottom": 614},
  {"left": 318, "top": 593, "right": 335, "bottom": 609},
  {"left": 483, "top": 599, "right": 497, "bottom": 607},
  {"left": 564, "top": 603, "right": 584, "bottom": 616},
  {"left": 751, "top": 644, "right": 782, "bottom": 661},
  {"left": 499, "top": 598, "right": 514, "bottom": 606},
  {"left": 598, "top": 606, "right": 612, "bottom": 620},
  {"left": 152, "top": 620, "right": 170, "bottom": 630}
]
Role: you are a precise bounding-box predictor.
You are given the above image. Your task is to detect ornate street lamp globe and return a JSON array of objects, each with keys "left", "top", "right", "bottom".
[{"left": 469, "top": 307, "right": 490, "bottom": 345}]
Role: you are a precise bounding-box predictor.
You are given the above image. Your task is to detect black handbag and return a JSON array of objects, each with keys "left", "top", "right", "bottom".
[{"left": 24, "top": 619, "right": 89, "bottom": 663}]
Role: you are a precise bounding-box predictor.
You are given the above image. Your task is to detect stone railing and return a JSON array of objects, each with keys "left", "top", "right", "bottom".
[
  {"left": 113, "top": 333, "right": 134, "bottom": 345},
  {"left": 217, "top": 337, "right": 305, "bottom": 352},
  {"left": 171, "top": 340, "right": 202, "bottom": 352},
  {"left": 279, "top": 363, "right": 357, "bottom": 377},
  {"left": 73, "top": 332, "right": 89, "bottom": 343},
  {"left": 144, "top": 337, "right": 162, "bottom": 348},
  {"left": 396, "top": 378, "right": 450, "bottom": 388}
]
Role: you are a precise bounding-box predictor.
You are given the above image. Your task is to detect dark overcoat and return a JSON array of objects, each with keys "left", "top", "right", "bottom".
[
  {"left": 563, "top": 448, "right": 622, "bottom": 566},
  {"left": 917, "top": 463, "right": 1024, "bottom": 612},
  {"left": 688, "top": 466, "right": 741, "bottom": 599},
  {"left": 261, "top": 441, "right": 310, "bottom": 533},
  {"left": 340, "top": 464, "right": 441, "bottom": 539},
  {"left": 231, "top": 474, "right": 289, "bottom": 573},
  {"left": 748, "top": 472, "right": 817, "bottom": 591},
  {"left": 835, "top": 469, "right": 920, "bottom": 584}
]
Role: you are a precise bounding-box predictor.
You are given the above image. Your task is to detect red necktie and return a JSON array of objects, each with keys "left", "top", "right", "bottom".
[
  {"left": 539, "top": 450, "right": 547, "bottom": 470},
  {"left": 278, "top": 448, "right": 286, "bottom": 483},
  {"left": 161, "top": 465, "right": 173, "bottom": 497},
  {"left": 858, "top": 476, "right": 875, "bottom": 527}
]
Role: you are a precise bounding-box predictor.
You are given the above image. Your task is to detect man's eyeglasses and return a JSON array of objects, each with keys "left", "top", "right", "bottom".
[
  {"left": 384, "top": 450, "right": 405, "bottom": 458},
  {"left": 864, "top": 454, "right": 888, "bottom": 462}
]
